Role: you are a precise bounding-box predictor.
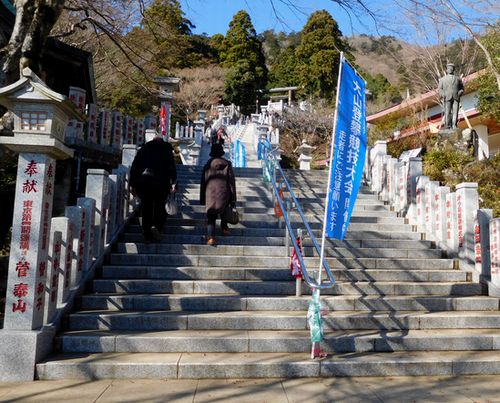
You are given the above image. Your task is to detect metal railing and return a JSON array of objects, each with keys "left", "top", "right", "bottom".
[{"left": 262, "top": 143, "right": 336, "bottom": 290}]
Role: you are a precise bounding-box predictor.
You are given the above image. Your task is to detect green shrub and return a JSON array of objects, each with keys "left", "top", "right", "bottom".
[
  {"left": 423, "top": 148, "right": 499, "bottom": 216},
  {"left": 423, "top": 146, "right": 473, "bottom": 184}
]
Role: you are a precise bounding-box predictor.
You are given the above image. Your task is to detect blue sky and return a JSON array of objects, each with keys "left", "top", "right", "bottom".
[{"left": 179, "top": 0, "right": 389, "bottom": 37}]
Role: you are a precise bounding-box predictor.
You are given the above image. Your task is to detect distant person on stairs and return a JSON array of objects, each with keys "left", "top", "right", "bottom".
[
  {"left": 200, "top": 143, "right": 237, "bottom": 246},
  {"left": 130, "top": 132, "right": 177, "bottom": 243}
]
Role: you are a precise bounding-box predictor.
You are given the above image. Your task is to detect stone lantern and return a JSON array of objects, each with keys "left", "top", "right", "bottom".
[
  {"left": 0, "top": 68, "right": 84, "bottom": 381},
  {"left": 154, "top": 76, "right": 180, "bottom": 141},
  {"left": 295, "top": 139, "right": 315, "bottom": 170},
  {"left": 0, "top": 68, "right": 85, "bottom": 159}
]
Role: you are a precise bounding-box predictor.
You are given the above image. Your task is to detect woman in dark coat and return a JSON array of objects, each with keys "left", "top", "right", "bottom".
[{"left": 200, "top": 143, "right": 237, "bottom": 246}]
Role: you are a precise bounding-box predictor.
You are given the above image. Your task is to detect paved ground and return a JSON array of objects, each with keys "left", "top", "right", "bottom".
[{"left": 0, "top": 376, "right": 499, "bottom": 402}]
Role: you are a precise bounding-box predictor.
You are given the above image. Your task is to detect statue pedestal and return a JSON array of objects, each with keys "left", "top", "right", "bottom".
[{"left": 437, "top": 129, "right": 471, "bottom": 154}]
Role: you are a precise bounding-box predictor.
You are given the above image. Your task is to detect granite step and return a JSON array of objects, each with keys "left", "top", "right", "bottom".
[
  {"left": 158, "top": 212, "right": 405, "bottom": 224},
  {"left": 108, "top": 254, "right": 455, "bottom": 270},
  {"left": 120, "top": 234, "right": 432, "bottom": 248},
  {"left": 91, "top": 279, "right": 481, "bottom": 296},
  {"left": 122, "top": 226, "right": 424, "bottom": 240},
  {"left": 36, "top": 350, "right": 500, "bottom": 379},
  {"left": 132, "top": 214, "right": 406, "bottom": 225},
  {"left": 67, "top": 310, "right": 500, "bottom": 331},
  {"left": 114, "top": 244, "right": 442, "bottom": 259},
  {"left": 129, "top": 219, "right": 414, "bottom": 232},
  {"left": 101, "top": 266, "right": 463, "bottom": 282},
  {"left": 58, "top": 328, "right": 500, "bottom": 354},
  {"left": 80, "top": 294, "right": 500, "bottom": 312}
]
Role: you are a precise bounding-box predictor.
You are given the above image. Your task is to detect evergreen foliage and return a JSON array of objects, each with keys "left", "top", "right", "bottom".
[
  {"left": 220, "top": 10, "right": 268, "bottom": 115},
  {"left": 475, "top": 25, "right": 500, "bottom": 121},
  {"left": 294, "top": 10, "right": 352, "bottom": 100}
]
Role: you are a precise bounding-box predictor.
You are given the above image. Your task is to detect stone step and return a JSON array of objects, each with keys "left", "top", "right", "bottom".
[
  {"left": 123, "top": 226, "right": 424, "bottom": 240},
  {"left": 178, "top": 205, "right": 397, "bottom": 217},
  {"left": 80, "top": 294, "right": 499, "bottom": 312},
  {"left": 102, "top": 266, "right": 461, "bottom": 282},
  {"left": 67, "top": 310, "right": 500, "bottom": 331},
  {"left": 181, "top": 184, "right": 376, "bottom": 197},
  {"left": 114, "top": 244, "right": 442, "bottom": 259},
  {"left": 182, "top": 201, "right": 392, "bottom": 213},
  {"left": 108, "top": 254, "right": 454, "bottom": 270},
  {"left": 120, "top": 234, "right": 431, "bottom": 248},
  {"left": 91, "top": 279, "right": 480, "bottom": 296},
  {"left": 37, "top": 350, "right": 500, "bottom": 379},
  {"left": 158, "top": 212, "right": 405, "bottom": 224},
  {"left": 180, "top": 192, "right": 385, "bottom": 205},
  {"left": 58, "top": 328, "right": 500, "bottom": 354},
  {"left": 130, "top": 219, "right": 413, "bottom": 232}
]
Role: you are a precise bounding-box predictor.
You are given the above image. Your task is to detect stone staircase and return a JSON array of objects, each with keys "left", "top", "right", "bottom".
[{"left": 37, "top": 165, "right": 500, "bottom": 379}]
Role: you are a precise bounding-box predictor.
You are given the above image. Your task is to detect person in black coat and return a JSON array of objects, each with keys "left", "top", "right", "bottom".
[{"left": 130, "top": 134, "right": 177, "bottom": 242}]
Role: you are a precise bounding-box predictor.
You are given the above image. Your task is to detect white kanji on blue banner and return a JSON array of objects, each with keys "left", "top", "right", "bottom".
[{"left": 325, "top": 58, "right": 367, "bottom": 240}]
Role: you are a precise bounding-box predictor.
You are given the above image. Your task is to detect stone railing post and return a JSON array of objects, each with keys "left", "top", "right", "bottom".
[
  {"left": 108, "top": 173, "right": 118, "bottom": 242},
  {"left": 416, "top": 176, "right": 430, "bottom": 230},
  {"left": 445, "top": 193, "right": 458, "bottom": 256},
  {"left": 406, "top": 157, "right": 422, "bottom": 225},
  {"left": 50, "top": 217, "right": 72, "bottom": 306},
  {"left": 456, "top": 183, "right": 479, "bottom": 267},
  {"left": 77, "top": 197, "right": 96, "bottom": 271},
  {"left": 490, "top": 218, "right": 500, "bottom": 293},
  {"left": 397, "top": 161, "right": 409, "bottom": 215},
  {"left": 424, "top": 181, "right": 439, "bottom": 241},
  {"left": 434, "top": 186, "right": 450, "bottom": 249},
  {"left": 380, "top": 155, "right": 391, "bottom": 201},
  {"left": 44, "top": 230, "right": 62, "bottom": 325},
  {"left": 387, "top": 158, "right": 397, "bottom": 205},
  {"left": 370, "top": 140, "right": 387, "bottom": 194},
  {"left": 393, "top": 161, "right": 403, "bottom": 212},
  {"left": 474, "top": 209, "right": 492, "bottom": 281},
  {"left": 65, "top": 206, "right": 84, "bottom": 288},
  {"left": 85, "top": 169, "right": 110, "bottom": 257}
]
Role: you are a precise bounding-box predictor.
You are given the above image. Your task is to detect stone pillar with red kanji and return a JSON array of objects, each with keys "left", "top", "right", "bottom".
[
  {"left": 77, "top": 197, "right": 96, "bottom": 271},
  {"left": 445, "top": 193, "right": 458, "bottom": 256},
  {"left": 434, "top": 186, "right": 450, "bottom": 250},
  {"left": 3, "top": 154, "right": 56, "bottom": 330},
  {"left": 416, "top": 176, "right": 429, "bottom": 229},
  {"left": 490, "top": 218, "right": 500, "bottom": 290},
  {"left": 393, "top": 161, "right": 403, "bottom": 212},
  {"left": 424, "top": 181, "right": 439, "bottom": 240},
  {"left": 387, "top": 158, "right": 397, "bottom": 206},
  {"left": 406, "top": 157, "right": 422, "bottom": 226},
  {"left": 456, "top": 182, "right": 479, "bottom": 266},
  {"left": 474, "top": 209, "right": 492, "bottom": 280},
  {"left": 0, "top": 67, "right": 85, "bottom": 381},
  {"left": 380, "top": 155, "right": 391, "bottom": 201}
]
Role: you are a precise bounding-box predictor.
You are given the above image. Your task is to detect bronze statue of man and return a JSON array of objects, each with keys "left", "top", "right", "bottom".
[{"left": 438, "top": 63, "right": 464, "bottom": 129}]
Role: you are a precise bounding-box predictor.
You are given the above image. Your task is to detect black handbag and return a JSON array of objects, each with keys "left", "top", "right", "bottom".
[{"left": 221, "top": 204, "right": 239, "bottom": 225}]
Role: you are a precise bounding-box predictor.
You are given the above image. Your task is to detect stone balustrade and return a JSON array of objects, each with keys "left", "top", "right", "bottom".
[{"left": 364, "top": 141, "right": 499, "bottom": 297}]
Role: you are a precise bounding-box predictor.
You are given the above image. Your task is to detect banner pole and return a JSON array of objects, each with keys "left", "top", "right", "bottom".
[{"left": 317, "top": 52, "right": 344, "bottom": 284}]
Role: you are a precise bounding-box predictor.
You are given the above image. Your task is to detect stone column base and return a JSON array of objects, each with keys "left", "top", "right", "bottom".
[{"left": 0, "top": 327, "right": 56, "bottom": 381}]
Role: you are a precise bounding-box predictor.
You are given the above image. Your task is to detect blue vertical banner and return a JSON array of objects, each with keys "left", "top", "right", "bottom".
[
  {"left": 325, "top": 58, "right": 367, "bottom": 240},
  {"left": 233, "top": 139, "right": 247, "bottom": 168}
]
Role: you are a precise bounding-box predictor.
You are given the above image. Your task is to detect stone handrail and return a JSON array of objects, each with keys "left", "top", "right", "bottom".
[{"left": 364, "top": 141, "right": 499, "bottom": 297}]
